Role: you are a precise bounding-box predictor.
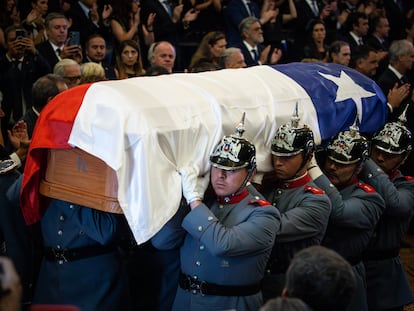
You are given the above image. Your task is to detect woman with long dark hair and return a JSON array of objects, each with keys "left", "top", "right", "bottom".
[{"left": 302, "top": 19, "right": 329, "bottom": 62}]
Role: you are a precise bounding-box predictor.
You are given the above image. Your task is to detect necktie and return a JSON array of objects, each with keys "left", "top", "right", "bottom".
[
  {"left": 311, "top": 0, "right": 319, "bottom": 16},
  {"left": 163, "top": 0, "right": 172, "bottom": 17},
  {"left": 56, "top": 48, "right": 61, "bottom": 56},
  {"left": 358, "top": 38, "right": 363, "bottom": 46},
  {"left": 246, "top": 1, "right": 254, "bottom": 17},
  {"left": 252, "top": 49, "right": 258, "bottom": 62}
]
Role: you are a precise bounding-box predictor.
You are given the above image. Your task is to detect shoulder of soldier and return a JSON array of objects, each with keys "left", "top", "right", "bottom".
[
  {"left": 304, "top": 185, "right": 325, "bottom": 195},
  {"left": 356, "top": 182, "right": 377, "bottom": 193},
  {"left": 248, "top": 197, "right": 271, "bottom": 207}
]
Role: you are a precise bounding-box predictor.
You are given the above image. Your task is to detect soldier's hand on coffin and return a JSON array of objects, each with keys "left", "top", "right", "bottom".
[{"left": 179, "top": 165, "right": 210, "bottom": 207}]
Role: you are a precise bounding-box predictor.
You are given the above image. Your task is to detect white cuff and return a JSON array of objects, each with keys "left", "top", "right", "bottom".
[{"left": 9, "top": 152, "right": 22, "bottom": 168}]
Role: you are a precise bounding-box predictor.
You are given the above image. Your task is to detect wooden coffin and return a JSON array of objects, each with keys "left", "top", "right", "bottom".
[{"left": 39, "top": 148, "right": 123, "bottom": 214}]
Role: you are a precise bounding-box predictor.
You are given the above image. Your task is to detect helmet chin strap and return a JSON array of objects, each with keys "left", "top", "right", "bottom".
[
  {"left": 231, "top": 166, "right": 256, "bottom": 197},
  {"left": 342, "top": 159, "right": 364, "bottom": 186},
  {"left": 287, "top": 153, "right": 309, "bottom": 180},
  {"left": 389, "top": 154, "right": 407, "bottom": 173}
]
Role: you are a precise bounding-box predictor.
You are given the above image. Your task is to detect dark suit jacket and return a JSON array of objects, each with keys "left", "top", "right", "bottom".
[
  {"left": 340, "top": 32, "right": 365, "bottom": 53},
  {"left": 291, "top": 0, "right": 321, "bottom": 61},
  {"left": 366, "top": 35, "right": 389, "bottom": 52},
  {"left": 236, "top": 41, "right": 264, "bottom": 67},
  {"left": 36, "top": 41, "right": 60, "bottom": 71},
  {"left": 383, "top": 0, "right": 406, "bottom": 42},
  {"left": 223, "top": 0, "right": 261, "bottom": 46},
  {"left": 377, "top": 68, "right": 414, "bottom": 176}
]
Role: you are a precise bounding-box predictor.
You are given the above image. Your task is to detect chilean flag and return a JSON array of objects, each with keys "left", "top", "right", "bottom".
[{"left": 21, "top": 63, "right": 387, "bottom": 244}]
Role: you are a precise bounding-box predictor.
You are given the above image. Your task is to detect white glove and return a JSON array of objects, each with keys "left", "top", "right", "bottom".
[
  {"left": 307, "top": 154, "right": 323, "bottom": 180},
  {"left": 179, "top": 166, "right": 210, "bottom": 204},
  {"left": 252, "top": 171, "right": 264, "bottom": 185}
]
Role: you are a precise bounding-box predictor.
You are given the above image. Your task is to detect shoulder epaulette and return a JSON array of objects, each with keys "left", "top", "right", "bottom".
[
  {"left": 404, "top": 176, "right": 414, "bottom": 181},
  {"left": 304, "top": 185, "right": 325, "bottom": 194},
  {"left": 356, "top": 183, "right": 376, "bottom": 193},
  {"left": 248, "top": 199, "right": 271, "bottom": 207}
]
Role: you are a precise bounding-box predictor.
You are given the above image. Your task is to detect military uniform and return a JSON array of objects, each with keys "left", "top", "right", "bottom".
[
  {"left": 313, "top": 172, "right": 385, "bottom": 311},
  {"left": 261, "top": 173, "right": 332, "bottom": 299},
  {"left": 33, "top": 199, "right": 131, "bottom": 311},
  {"left": 361, "top": 158, "right": 414, "bottom": 310},
  {"left": 155, "top": 188, "right": 280, "bottom": 311}
]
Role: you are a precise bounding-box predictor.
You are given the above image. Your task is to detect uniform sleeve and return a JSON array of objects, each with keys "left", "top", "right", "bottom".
[
  {"left": 360, "top": 158, "right": 413, "bottom": 218},
  {"left": 276, "top": 192, "right": 332, "bottom": 243},
  {"left": 182, "top": 203, "right": 280, "bottom": 257},
  {"left": 313, "top": 173, "right": 385, "bottom": 229},
  {"left": 151, "top": 201, "right": 189, "bottom": 250}
]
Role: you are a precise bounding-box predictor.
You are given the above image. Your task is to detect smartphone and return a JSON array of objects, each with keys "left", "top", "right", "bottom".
[
  {"left": 15, "top": 29, "right": 27, "bottom": 40},
  {"left": 68, "top": 31, "right": 80, "bottom": 46}
]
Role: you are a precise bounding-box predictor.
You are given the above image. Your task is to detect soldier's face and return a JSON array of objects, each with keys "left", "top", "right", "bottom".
[
  {"left": 272, "top": 153, "right": 306, "bottom": 180},
  {"left": 323, "top": 158, "right": 357, "bottom": 187},
  {"left": 370, "top": 148, "right": 405, "bottom": 174},
  {"left": 211, "top": 166, "right": 248, "bottom": 197}
]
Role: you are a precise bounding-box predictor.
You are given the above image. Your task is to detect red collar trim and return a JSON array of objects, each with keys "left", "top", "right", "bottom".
[
  {"left": 217, "top": 188, "right": 249, "bottom": 204},
  {"left": 279, "top": 174, "right": 311, "bottom": 189}
]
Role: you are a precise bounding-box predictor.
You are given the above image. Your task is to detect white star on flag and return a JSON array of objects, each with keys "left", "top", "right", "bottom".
[{"left": 319, "top": 70, "right": 376, "bottom": 123}]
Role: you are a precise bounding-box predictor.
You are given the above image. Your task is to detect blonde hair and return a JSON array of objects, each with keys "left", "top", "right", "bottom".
[{"left": 80, "top": 62, "right": 106, "bottom": 84}]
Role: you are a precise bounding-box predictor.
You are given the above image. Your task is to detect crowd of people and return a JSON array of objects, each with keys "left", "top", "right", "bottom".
[{"left": 0, "top": 0, "right": 414, "bottom": 310}]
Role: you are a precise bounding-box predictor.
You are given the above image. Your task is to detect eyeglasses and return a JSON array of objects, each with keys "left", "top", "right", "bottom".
[{"left": 64, "top": 76, "right": 81, "bottom": 82}]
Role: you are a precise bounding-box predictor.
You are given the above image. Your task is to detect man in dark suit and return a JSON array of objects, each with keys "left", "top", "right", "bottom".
[
  {"left": 36, "top": 12, "right": 83, "bottom": 71},
  {"left": 235, "top": 16, "right": 281, "bottom": 67},
  {"left": 340, "top": 12, "right": 369, "bottom": 54},
  {"left": 84, "top": 34, "right": 116, "bottom": 80},
  {"left": 366, "top": 15, "right": 390, "bottom": 79},
  {"left": 377, "top": 39, "right": 414, "bottom": 176},
  {"left": 0, "top": 26, "right": 50, "bottom": 141}
]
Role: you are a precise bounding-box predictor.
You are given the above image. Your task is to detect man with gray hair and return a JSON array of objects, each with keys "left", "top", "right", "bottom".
[
  {"left": 219, "top": 47, "right": 246, "bottom": 69},
  {"left": 147, "top": 41, "right": 176, "bottom": 73},
  {"left": 235, "top": 16, "right": 281, "bottom": 67},
  {"left": 36, "top": 12, "right": 83, "bottom": 70},
  {"left": 377, "top": 39, "right": 414, "bottom": 176},
  {"left": 53, "top": 59, "right": 81, "bottom": 89}
]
